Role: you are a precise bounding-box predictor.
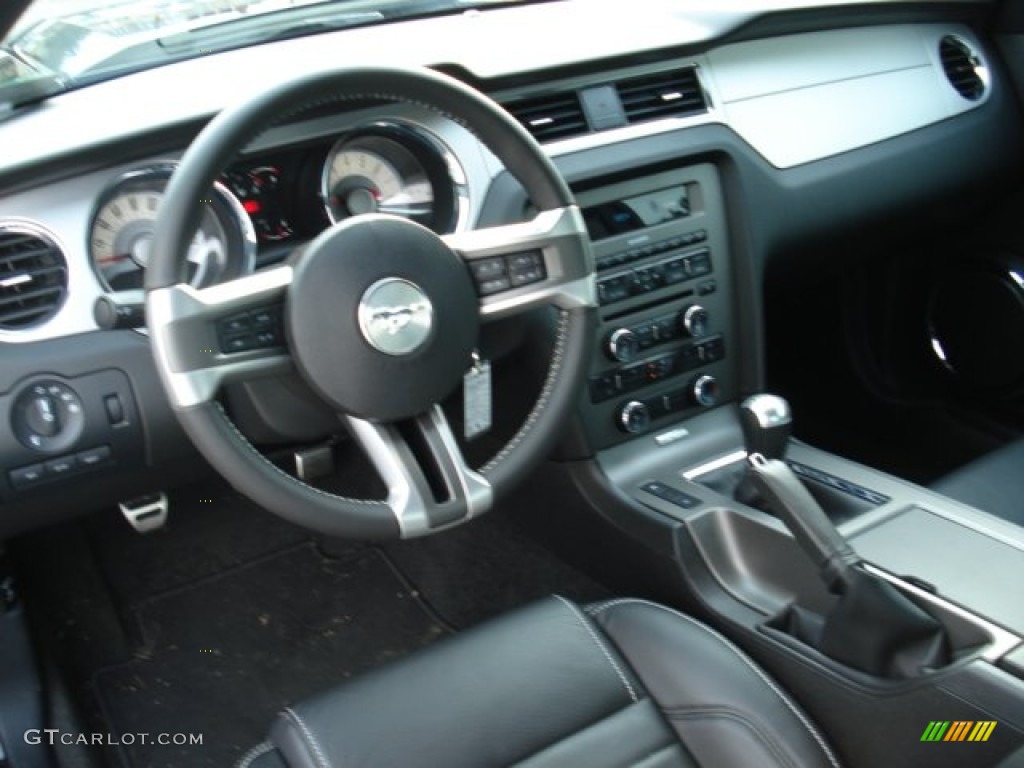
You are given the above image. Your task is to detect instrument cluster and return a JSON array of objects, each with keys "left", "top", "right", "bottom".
[{"left": 87, "top": 121, "right": 464, "bottom": 290}]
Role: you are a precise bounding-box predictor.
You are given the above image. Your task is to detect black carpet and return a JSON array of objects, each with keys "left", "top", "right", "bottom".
[
  {"left": 92, "top": 544, "right": 446, "bottom": 768},
  {"left": 18, "top": 470, "right": 613, "bottom": 768},
  {"left": 379, "top": 511, "right": 611, "bottom": 629}
]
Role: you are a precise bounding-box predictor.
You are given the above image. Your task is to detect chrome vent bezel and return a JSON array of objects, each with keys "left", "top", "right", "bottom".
[
  {"left": 939, "top": 35, "right": 988, "bottom": 102},
  {"left": 0, "top": 221, "right": 69, "bottom": 330}
]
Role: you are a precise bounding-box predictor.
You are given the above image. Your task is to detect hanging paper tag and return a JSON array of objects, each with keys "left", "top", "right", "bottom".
[{"left": 463, "top": 355, "right": 492, "bottom": 440}]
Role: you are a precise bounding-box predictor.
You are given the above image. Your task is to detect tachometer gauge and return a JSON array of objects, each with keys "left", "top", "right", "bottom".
[
  {"left": 321, "top": 125, "right": 461, "bottom": 233},
  {"left": 89, "top": 164, "right": 256, "bottom": 292}
]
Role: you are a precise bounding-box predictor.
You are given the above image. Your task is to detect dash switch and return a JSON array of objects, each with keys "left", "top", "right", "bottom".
[{"left": 104, "top": 394, "right": 125, "bottom": 425}]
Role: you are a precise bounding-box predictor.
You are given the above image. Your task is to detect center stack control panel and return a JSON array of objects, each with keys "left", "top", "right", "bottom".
[{"left": 577, "top": 164, "right": 736, "bottom": 448}]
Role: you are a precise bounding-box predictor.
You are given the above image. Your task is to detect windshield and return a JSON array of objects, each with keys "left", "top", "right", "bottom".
[{"left": 0, "top": 0, "right": 527, "bottom": 110}]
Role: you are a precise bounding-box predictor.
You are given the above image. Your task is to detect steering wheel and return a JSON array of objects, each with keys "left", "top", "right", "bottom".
[{"left": 144, "top": 67, "right": 596, "bottom": 540}]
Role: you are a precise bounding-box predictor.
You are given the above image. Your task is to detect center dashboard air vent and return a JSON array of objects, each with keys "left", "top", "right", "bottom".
[
  {"left": 939, "top": 35, "right": 987, "bottom": 101},
  {"left": 618, "top": 67, "right": 707, "bottom": 123},
  {"left": 0, "top": 223, "right": 69, "bottom": 330},
  {"left": 503, "top": 91, "right": 588, "bottom": 142},
  {"left": 501, "top": 65, "right": 707, "bottom": 144}
]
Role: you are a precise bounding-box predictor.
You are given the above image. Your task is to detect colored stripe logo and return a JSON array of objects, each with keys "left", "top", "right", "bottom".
[{"left": 921, "top": 721, "right": 997, "bottom": 742}]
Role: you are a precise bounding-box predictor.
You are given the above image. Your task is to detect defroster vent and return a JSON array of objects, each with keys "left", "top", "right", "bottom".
[{"left": 0, "top": 223, "right": 68, "bottom": 330}]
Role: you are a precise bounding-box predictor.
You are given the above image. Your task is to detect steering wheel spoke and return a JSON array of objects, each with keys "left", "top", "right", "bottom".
[
  {"left": 443, "top": 206, "right": 596, "bottom": 319},
  {"left": 344, "top": 405, "right": 493, "bottom": 537},
  {"left": 148, "top": 265, "right": 293, "bottom": 408}
]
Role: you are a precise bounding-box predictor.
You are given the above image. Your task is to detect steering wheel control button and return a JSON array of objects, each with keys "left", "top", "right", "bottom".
[
  {"left": 469, "top": 250, "right": 546, "bottom": 295},
  {"left": 288, "top": 215, "right": 478, "bottom": 421},
  {"left": 507, "top": 251, "right": 546, "bottom": 287},
  {"left": 12, "top": 380, "right": 86, "bottom": 453},
  {"left": 218, "top": 305, "right": 284, "bottom": 354},
  {"left": 358, "top": 278, "right": 434, "bottom": 356}
]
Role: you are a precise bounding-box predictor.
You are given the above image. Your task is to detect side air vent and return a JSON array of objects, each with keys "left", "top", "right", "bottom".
[
  {"left": 618, "top": 67, "right": 707, "bottom": 123},
  {"left": 504, "top": 91, "right": 588, "bottom": 142},
  {"left": 939, "top": 35, "right": 987, "bottom": 101},
  {"left": 0, "top": 223, "right": 68, "bottom": 330}
]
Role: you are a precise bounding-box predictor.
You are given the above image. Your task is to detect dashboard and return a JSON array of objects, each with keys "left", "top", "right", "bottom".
[{"left": 0, "top": 0, "right": 1018, "bottom": 536}]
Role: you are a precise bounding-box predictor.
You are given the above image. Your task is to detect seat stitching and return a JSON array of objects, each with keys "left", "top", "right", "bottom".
[
  {"left": 282, "top": 707, "right": 331, "bottom": 768},
  {"left": 665, "top": 706, "right": 802, "bottom": 768},
  {"left": 236, "top": 741, "right": 275, "bottom": 768},
  {"left": 587, "top": 598, "right": 841, "bottom": 768},
  {"left": 554, "top": 595, "right": 638, "bottom": 703}
]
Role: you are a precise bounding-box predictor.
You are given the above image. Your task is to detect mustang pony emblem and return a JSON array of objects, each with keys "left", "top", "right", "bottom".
[
  {"left": 369, "top": 303, "right": 431, "bottom": 335},
  {"left": 357, "top": 278, "right": 434, "bottom": 356}
]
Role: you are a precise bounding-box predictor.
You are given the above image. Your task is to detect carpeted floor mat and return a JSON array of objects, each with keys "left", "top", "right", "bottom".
[
  {"left": 379, "top": 511, "right": 612, "bottom": 629},
  {"left": 93, "top": 544, "right": 446, "bottom": 768}
]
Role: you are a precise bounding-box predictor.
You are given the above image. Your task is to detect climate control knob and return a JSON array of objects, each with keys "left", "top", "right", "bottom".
[
  {"left": 691, "top": 375, "right": 720, "bottom": 408},
  {"left": 617, "top": 400, "right": 651, "bottom": 434},
  {"left": 680, "top": 304, "right": 710, "bottom": 338},
  {"left": 605, "top": 328, "right": 640, "bottom": 363}
]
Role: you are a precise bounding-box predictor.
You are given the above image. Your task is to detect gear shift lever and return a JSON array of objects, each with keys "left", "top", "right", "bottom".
[
  {"left": 733, "top": 394, "right": 793, "bottom": 508},
  {"left": 739, "top": 394, "right": 857, "bottom": 588},
  {"left": 740, "top": 394, "right": 793, "bottom": 460},
  {"left": 739, "top": 396, "right": 952, "bottom": 678}
]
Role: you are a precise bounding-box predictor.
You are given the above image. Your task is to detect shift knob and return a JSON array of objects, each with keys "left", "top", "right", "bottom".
[{"left": 740, "top": 394, "right": 792, "bottom": 460}]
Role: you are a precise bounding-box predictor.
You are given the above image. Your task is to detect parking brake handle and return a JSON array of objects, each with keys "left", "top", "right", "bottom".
[{"left": 746, "top": 453, "right": 859, "bottom": 591}]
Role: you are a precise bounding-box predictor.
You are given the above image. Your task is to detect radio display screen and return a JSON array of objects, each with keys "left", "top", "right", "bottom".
[{"left": 583, "top": 186, "right": 690, "bottom": 240}]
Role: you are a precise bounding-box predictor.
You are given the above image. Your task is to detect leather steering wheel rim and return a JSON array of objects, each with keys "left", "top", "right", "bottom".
[{"left": 145, "top": 66, "right": 596, "bottom": 539}]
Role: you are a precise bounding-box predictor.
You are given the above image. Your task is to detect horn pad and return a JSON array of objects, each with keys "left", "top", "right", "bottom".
[{"left": 285, "top": 215, "right": 479, "bottom": 422}]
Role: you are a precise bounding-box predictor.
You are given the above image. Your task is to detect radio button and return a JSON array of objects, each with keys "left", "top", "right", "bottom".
[
  {"left": 635, "top": 323, "right": 657, "bottom": 349},
  {"left": 697, "top": 279, "right": 717, "bottom": 296},
  {"left": 589, "top": 374, "right": 621, "bottom": 402},
  {"left": 598, "top": 275, "right": 631, "bottom": 304},
  {"left": 661, "top": 257, "right": 689, "bottom": 285}
]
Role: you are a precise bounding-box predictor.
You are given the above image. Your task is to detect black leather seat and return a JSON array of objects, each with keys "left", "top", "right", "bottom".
[
  {"left": 239, "top": 596, "right": 840, "bottom": 768},
  {"left": 931, "top": 438, "right": 1024, "bottom": 526}
]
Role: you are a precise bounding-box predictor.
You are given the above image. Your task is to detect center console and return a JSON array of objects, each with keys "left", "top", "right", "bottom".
[
  {"left": 576, "top": 164, "right": 737, "bottom": 449},
  {"left": 556, "top": 163, "right": 1024, "bottom": 766}
]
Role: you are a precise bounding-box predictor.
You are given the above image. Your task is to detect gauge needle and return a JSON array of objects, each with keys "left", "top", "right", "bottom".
[{"left": 96, "top": 252, "right": 132, "bottom": 265}]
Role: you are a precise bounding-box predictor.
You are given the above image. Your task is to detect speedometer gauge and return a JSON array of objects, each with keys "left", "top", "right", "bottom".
[
  {"left": 89, "top": 164, "right": 256, "bottom": 292},
  {"left": 321, "top": 124, "right": 462, "bottom": 234}
]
